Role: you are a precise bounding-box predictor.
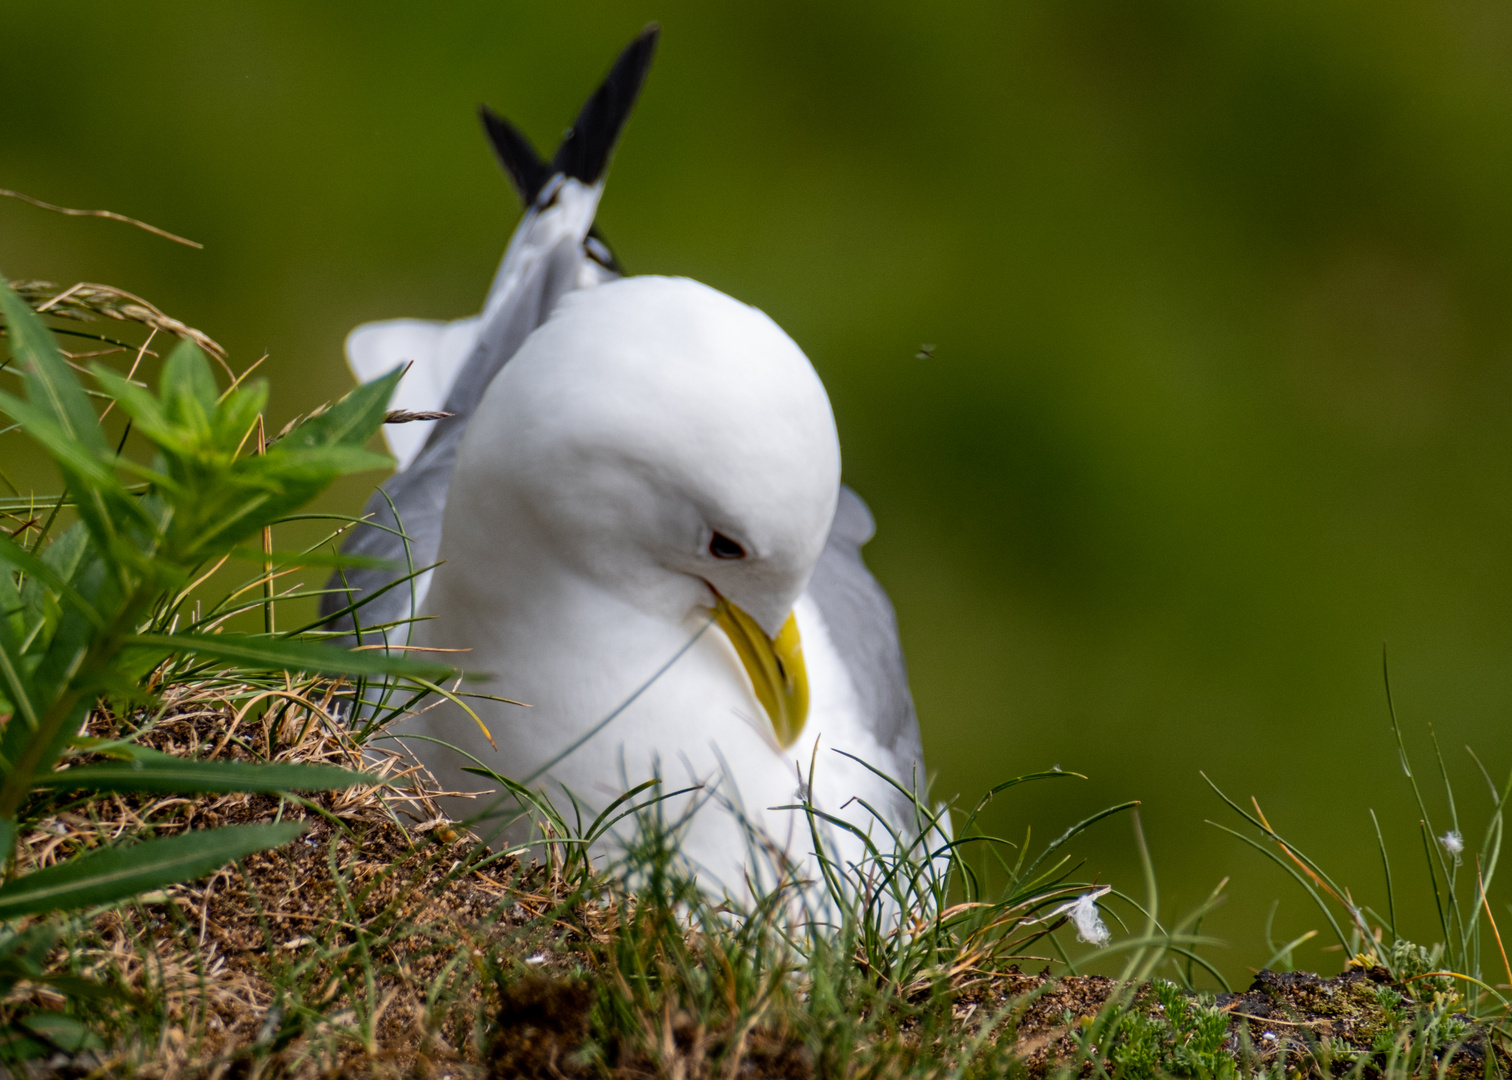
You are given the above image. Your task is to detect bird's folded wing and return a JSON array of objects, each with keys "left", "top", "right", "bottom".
[
  {"left": 319, "top": 27, "right": 659, "bottom": 641},
  {"left": 320, "top": 210, "right": 599, "bottom": 641},
  {"left": 347, "top": 315, "right": 482, "bottom": 471},
  {"left": 808, "top": 485, "right": 927, "bottom": 806}
]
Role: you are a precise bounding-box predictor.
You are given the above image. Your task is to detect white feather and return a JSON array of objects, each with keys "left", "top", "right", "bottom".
[{"left": 345, "top": 316, "right": 481, "bottom": 471}]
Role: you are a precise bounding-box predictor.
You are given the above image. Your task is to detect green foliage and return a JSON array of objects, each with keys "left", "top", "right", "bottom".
[
  {"left": 0, "top": 822, "right": 305, "bottom": 918},
  {"left": 0, "top": 273, "right": 456, "bottom": 1062},
  {"left": 1104, "top": 982, "right": 1237, "bottom": 1080}
]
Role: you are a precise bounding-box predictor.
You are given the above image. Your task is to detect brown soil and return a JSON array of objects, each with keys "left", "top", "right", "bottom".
[{"left": 485, "top": 974, "right": 813, "bottom": 1080}]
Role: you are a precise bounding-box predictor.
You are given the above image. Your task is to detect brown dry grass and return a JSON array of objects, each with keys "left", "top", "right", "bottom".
[
  {"left": 13, "top": 680, "right": 607, "bottom": 1079},
  {"left": 6, "top": 676, "right": 1125, "bottom": 1080},
  {"left": 10, "top": 681, "right": 1495, "bottom": 1079}
]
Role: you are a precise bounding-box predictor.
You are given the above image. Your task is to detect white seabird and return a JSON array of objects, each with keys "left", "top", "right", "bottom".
[{"left": 324, "top": 27, "right": 933, "bottom": 896}]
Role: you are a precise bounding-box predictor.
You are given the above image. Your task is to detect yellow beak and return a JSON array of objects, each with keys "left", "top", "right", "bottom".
[{"left": 710, "top": 594, "right": 809, "bottom": 749}]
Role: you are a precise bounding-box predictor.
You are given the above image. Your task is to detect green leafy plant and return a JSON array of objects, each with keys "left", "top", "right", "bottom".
[
  {"left": 1105, "top": 980, "right": 1238, "bottom": 1080},
  {"left": 0, "top": 274, "right": 452, "bottom": 1061}
]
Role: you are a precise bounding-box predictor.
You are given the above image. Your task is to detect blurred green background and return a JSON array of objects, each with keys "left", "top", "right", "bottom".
[{"left": 5, "top": 0, "right": 1512, "bottom": 982}]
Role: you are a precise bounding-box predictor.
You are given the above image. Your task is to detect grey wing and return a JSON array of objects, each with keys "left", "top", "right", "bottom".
[
  {"left": 319, "top": 27, "right": 660, "bottom": 642},
  {"left": 319, "top": 232, "right": 591, "bottom": 641},
  {"left": 807, "top": 486, "right": 927, "bottom": 798}
]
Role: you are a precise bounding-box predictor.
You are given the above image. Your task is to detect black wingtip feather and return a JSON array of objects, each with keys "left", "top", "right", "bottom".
[
  {"left": 551, "top": 24, "right": 660, "bottom": 188},
  {"left": 479, "top": 105, "right": 553, "bottom": 206}
]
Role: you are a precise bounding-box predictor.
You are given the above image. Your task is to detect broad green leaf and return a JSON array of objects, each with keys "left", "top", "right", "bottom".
[
  {"left": 160, "top": 339, "right": 218, "bottom": 434},
  {"left": 20, "top": 1012, "right": 102, "bottom": 1053},
  {"left": 0, "top": 1026, "right": 52, "bottom": 1062},
  {"left": 37, "top": 748, "right": 373, "bottom": 794},
  {"left": 0, "top": 924, "right": 60, "bottom": 994},
  {"left": 0, "top": 571, "right": 37, "bottom": 731},
  {"left": 283, "top": 366, "right": 402, "bottom": 450},
  {"left": 0, "top": 632, "right": 36, "bottom": 733},
  {"left": 0, "top": 697, "right": 93, "bottom": 814},
  {"left": 177, "top": 489, "right": 279, "bottom": 555},
  {"left": 177, "top": 454, "right": 392, "bottom": 558},
  {"left": 265, "top": 445, "right": 395, "bottom": 475},
  {"left": 124, "top": 631, "right": 453, "bottom": 679},
  {"left": 0, "top": 277, "right": 107, "bottom": 456},
  {"left": 89, "top": 364, "right": 178, "bottom": 449},
  {"left": 0, "top": 390, "right": 139, "bottom": 556},
  {"left": 0, "top": 531, "right": 103, "bottom": 630},
  {"left": 40, "top": 521, "right": 91, "bottom": 578},
  {"left": 214, "top": 380, "right": 269, "bottom": 452},
  {"left": 0, "top": 556, "right": 115, "bottom": 789},
  {"left": 0, "top": 554, "right": 22, "bottom": 642},
  {"left": 20, "top": 521, "right": 92, "bottom": 628},
  {"left": 106, "top": 454, "right": 181, "bottom": 494},
  {"left": 0, "top": 822, "right": 305, "bottom": 918},
  {"left": 25, "top": 554, "right": 112, "bottom": 707},
  {"left": 0, "top": 392, "right": 123, "bottom": 499}
]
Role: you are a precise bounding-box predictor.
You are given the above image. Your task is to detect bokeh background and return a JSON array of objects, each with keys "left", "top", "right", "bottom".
[{"left": 5, "top": 0, "right": 1512, "bottom": 983}]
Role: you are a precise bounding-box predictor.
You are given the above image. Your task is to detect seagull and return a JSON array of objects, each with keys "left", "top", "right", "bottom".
[{"left": 323, "top": 27, "right": 933, "bottom": 895}]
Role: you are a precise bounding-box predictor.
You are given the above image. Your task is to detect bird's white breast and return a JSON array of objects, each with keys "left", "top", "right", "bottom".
[{"left": 405, "top": 566, "right": 901, "bottom": 895}]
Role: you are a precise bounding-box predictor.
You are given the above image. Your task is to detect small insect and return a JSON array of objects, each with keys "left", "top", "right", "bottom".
[{"left": 915, "top": 343, "right": 936, "bottom": 360}]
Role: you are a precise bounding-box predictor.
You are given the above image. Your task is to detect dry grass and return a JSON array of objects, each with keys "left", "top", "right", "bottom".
[
  {"left": 7, "top": 687, "right": 1506, "bottom": 1079},
  {"left": 7, "top": 280, "right": 224, "bottom": 362},
  {"left": 13, "top": 680, "right": 607, "bottom": 1079},
  {"left": 4, "top": 676, "right": 1130, "bottom": 1080}
]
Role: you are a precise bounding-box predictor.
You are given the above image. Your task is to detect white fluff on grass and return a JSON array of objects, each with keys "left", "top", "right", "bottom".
[
  {"left": 1029, "top": 885, "right": 1113, "bottom": 947},
  {"left": 1070, "top": 892, "right": 1112, "bottom": 947},
  {"left": 1440, "top": 829, "right": 1464, "bottom": 863}
]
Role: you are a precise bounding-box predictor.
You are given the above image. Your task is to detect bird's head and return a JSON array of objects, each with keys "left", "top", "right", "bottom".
[{"left": 462, "top": 275, "right": 840, "bottom": 747}]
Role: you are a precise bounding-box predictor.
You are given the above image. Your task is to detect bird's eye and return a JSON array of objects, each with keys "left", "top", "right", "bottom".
[{"left": 709, "top": 532, "right": 745, "bottom": 559}]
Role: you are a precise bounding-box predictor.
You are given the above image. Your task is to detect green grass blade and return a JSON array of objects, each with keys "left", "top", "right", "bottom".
[
  {"left": 124, "top": 631, "right": 453, "bottom": 679},
  {"left": 0, "top": 572, "right": 37, "bottom": 732},
  {"left": 1370, "top": 808, "right": 1397, "bottom": 941},
  {"left": 280, "top": 560, "right": 439, "bottom": 638},
  {"left": 1383, "top": 650, "right": 1453, "bottom": 888},
  {"left": 1202, "top": 772, "right": 1360, "bottom": 914},
  {"left": 1206, "top": 819, "right": 1351, "bottom": 949},
  {"left": 36, "top": 750, "right": 373, "bottom": 794},
  {"left": 1017, "top": 800, "right": 1139, "bottom": 888},
  {"left": 1263, "top": 928, "right": 1319, "bottom": 971},
  {"left": 1417, "top": 820, "right": 1452, "bottom": 953},
  {"left": 984, "top": 769, "right": 1087, "bottom": 796},
  {"left": 0, "top": 822, "right": 304, "bottom": 917}
]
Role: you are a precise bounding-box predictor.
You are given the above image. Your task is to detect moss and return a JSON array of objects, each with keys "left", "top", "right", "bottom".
[{"left": 1209, "top": 968, "right": 1501, "bottom": 1079}]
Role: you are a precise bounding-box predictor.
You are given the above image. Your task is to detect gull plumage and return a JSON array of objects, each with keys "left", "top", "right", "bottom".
[{"left": 324, "top": 27, "right": 931, "bottom": 895}]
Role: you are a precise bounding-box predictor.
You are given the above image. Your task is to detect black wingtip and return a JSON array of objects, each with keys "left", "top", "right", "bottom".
[
  {"left": 551, "top": 24, "right": 660, "bottom": 188},
  {"left": 479, "top": 104, "right": 553, "bottom": 206}
]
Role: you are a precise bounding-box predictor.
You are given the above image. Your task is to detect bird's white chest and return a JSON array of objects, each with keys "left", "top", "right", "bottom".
[{"left": 405, "top": 572, "right": 898, "bottom": 894}]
